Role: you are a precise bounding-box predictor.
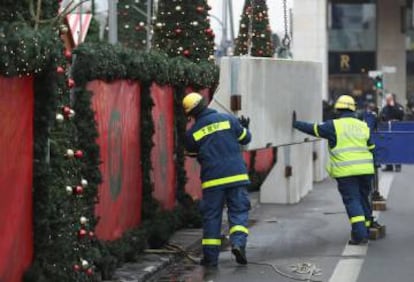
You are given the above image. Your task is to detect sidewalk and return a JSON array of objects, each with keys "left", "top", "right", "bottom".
[{"left": 103, "top": 192, "right": 260, "bottom": 282}]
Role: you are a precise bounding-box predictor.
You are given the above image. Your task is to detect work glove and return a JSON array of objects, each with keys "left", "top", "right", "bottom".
[
  {"left": 292, "top": 111, "right": 297, "bottom": 128},
  {"left": 238, "top": 115, "right": 250, "bottom": 129}
]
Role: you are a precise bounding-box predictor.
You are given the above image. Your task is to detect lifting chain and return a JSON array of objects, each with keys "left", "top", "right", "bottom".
[
  {"left": 281, "top": 0, "right": 291, "bottom": 49},
  {"left": 247, "top": 0, "right": 254, "bottom": 56}
]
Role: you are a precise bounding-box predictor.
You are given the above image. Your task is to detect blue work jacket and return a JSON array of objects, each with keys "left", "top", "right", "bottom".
[{"left": 185, "top": 108, "right": 252, "bottom": 190}]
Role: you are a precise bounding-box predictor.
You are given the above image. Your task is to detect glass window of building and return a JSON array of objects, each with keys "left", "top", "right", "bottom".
[{"left": 328, "top": 1, "right": 376, "bottom": 51}]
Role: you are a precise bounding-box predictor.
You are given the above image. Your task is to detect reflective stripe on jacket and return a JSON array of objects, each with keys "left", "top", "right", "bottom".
[
  {"left": 185, "top": 108, "right": 251, "bottom": 189},
  {"left": 327, "top": 118, "right": 374, "bottom": 178}
]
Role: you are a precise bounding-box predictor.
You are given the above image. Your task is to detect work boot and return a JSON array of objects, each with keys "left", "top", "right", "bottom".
[
  {"left": 348, "top": 238, "right": 369, "bottom": 245},
  {"left": 371, "top": 221, "right": 384, "bottom": 229},
  {"left": 231, "top": 246, "right": 247, "bottom": 265}
]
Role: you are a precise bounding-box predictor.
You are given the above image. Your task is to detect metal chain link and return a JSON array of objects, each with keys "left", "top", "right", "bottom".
[
  {"left": 247, "top": 0, "right": 254, "bottom": 56},
  {"left": 282, "top": 0, "right": 291, "bottom": 49}
]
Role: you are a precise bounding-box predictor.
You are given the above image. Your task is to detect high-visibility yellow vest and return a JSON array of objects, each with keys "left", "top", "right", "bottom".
[{"left": 327, "top": 118, "right": 374, "bottom": 178}]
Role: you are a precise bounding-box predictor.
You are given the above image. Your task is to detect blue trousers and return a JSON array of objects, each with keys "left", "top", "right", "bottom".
[
  {"left": 200, "top": 186, "right": 250, "bottom": 264},
  {"left": 336, "top": 175, "right": 373, "bottom": 241}
]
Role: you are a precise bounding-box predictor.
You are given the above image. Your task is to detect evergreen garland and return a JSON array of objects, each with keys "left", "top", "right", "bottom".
[
  {"left": 72, "top": 42, "right": 219, "bottom": 87},
  {"left": 0, "top": 24, "right": 57, "bottom": 76}
]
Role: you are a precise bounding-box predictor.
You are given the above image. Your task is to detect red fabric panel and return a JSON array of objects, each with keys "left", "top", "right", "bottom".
[
  {"left": 88, "top": 80, "right": 142, "bottom": 240},
  {"left": 151, "top": 84, "right": 176, "bottom": 210},
  {"left": 0, "top": 76, "right": 34, "bottom": 282},
  {"left": 255, "top": 148, "right": 275, "bottom": 173}
]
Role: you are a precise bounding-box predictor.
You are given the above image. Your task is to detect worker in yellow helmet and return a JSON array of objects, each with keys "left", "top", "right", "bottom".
[
  {"left": 293, "top": 95, "right": 377, "bottom": 245},
  {"left": 183, "top": 92, "right": 251, "bottom": 267}
]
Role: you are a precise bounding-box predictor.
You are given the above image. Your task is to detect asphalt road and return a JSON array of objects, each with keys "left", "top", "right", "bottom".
[{"left": 156, "top": 167, "right": 414, "bottom": 282}]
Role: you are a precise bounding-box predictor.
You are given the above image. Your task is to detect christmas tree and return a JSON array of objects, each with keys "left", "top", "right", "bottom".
[
  {"left": 234, "top": 0, "right": 274, "bottom": 57},
  {"left": 153, "top": 0, "right": 215, "bottom": 63},
  {"left": 118, "top": 0, "right": 148, "bottom": 49}
]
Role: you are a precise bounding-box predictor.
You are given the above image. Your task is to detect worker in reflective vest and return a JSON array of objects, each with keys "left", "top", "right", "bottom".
[
  {"left": 183, "top": 92, "right": 251, "bottom": 267},
  {"left": 293, "top": 95, "right": 375, "bottom": 245}
]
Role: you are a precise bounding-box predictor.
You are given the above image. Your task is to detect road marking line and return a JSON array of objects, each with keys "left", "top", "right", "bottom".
[
  {"left": 373, "top": 173, "right": 394, "bottom": 219},
  {"left": 379, "top": 173, "right": 393, "bottom": 199},
  {"left": 329, "top": 259, "right": 364, "bottom": 282},
  {"left": 342, "top": 245, "right": 368, "bottom": 257},
  {"left": 329, "top": 173, "right": 395, "bottom": 282}
]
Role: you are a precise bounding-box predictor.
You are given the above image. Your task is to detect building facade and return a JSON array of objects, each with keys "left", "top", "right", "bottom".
[{"left": 293, "top": 0, "right": 413, "bottom": 107}]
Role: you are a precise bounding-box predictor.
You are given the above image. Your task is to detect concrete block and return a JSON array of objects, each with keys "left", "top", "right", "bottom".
[
  {"left": 260, "top": 142, "right": 313, "bottom": 204},
  {"left": 211, "top": 57, "right": 323, "bottom": 150},
  {"left": 313, "top": 140, "right": 329, "bottom": 182}
]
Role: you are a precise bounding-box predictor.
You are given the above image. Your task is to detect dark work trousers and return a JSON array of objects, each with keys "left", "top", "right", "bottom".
[
  {"left": 200, "top": 186, "right": 250, "bottom": 265},
  {"left": 336, "top": 175, "right": 373, "bottom": 241}
]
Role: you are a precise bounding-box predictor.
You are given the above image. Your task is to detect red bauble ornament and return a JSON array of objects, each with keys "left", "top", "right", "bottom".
[
  {"left": 62, "top": 106, "right": 71, "bottom": 116},
  {"left": 88, "top": 231, "right": 95, "bottom": 238},
  {"left": 175, "top": 28, "right": 182, "bottom": 35},
  {"left": 258, "top": 50, "right": 264, "bottom": 55},
  {"left": 73, "top": 264, "right": 81, "bottom": 272},
  {"left": 183, "top": 50, "right": 190, "bottom": 57},
  {"left": 57, "top": 66, "right": 65, "bottom": 74},
  {"left": 205, "top": 28, "right": 213, "bottom": 36},
  {"left": 85, "top": 268, "right": 94, "bottom": 276},
  {"left": 78, "top": 228, "right": 87, "bottom": 238},
  {"left": 196, "top": 6, "right": 204, "bottom": 13},
  {"left": 74, "top": 150, "right": 84, "bottom": 159},
  {"left": 64, "top": 49, "right": 72, "bottom": 60},
  {"left": 68, "top": 78, "right": 75, "bottom": 88},
  {"left": 74, "top": 185, "right": 84, "bottom": 195}
]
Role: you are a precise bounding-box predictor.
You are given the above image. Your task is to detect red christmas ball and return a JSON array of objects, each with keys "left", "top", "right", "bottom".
[
  {"left": 68, "top": 78, "right": 75, "bottom": 88},
  {"left": 175, "top": 28, "right": 182, "bottom": 35},
  {"left": 85, "top": 268, "right": 94, "bottom": 276},
  {"left": 88, "top": 231, "right": 95, "bottom": 238},
  {"left": 64, "top": 49, "right": 72, "bottom": 60},
  {"left": 56, "top": 66, "right": 65, "bottom": 74},
  {"left": 258, "top": 50, "right": 264, "bottom": 55},
  {"left": 183, "top": 50, "right": 190, "bottom": 57},
  {"left": 74, "top": 185, "right": 84, "bottom": 195},
  {"left": 205, "top": 28, "right": 214, "bottom": 37},
  {"left": 62, "top": 106, "right": 71, "bottom": 116},
  {"left": 74, "top": 150, "right": 84, "bottom": 159},
  {"left": 78, "top": 228, "right": 87, "bottom": 238},
  {"left": 196, "top": 6, "right": 204, "bottom": 13},
  {"left": 73, "top": 264, "right": 81, "bottom": 272}
]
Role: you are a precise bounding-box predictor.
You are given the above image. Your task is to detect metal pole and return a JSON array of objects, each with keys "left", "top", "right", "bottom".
[
  {"left": 78, "top": 1, "right": 83, "bottom": 45},
  {"left": 108, "top": 0, "right": 118, "bottom": 44},
  {"left": 228, "top": 0, "right": 235, "bottom": 47},
  {"left": 146, "top": 0, "right": 152, "bottom": 50},
  {"left": 221, "top": 0, "right": 228, "bottom": 55}
]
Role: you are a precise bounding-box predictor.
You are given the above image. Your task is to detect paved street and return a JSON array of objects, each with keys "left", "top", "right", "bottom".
[{"left": 156, "top": 166, "right": 414, "bottom": 282}]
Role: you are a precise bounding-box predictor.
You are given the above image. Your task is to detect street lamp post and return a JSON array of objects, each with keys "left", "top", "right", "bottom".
[{"left": 108, "top": 0, "right": 118, "bottom": 44}]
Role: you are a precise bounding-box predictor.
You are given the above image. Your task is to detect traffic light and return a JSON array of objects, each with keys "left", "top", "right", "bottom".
[{"left": 374, "top": 75, "right": 383, "bottom": 90}]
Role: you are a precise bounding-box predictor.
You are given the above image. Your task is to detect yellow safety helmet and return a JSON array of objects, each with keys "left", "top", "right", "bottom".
[
  {"left": 334, "top": 95, "right": 356, "bottom": 112},
  {"left": 182, "top": 92, "right": 204, "bottom": 115}
]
